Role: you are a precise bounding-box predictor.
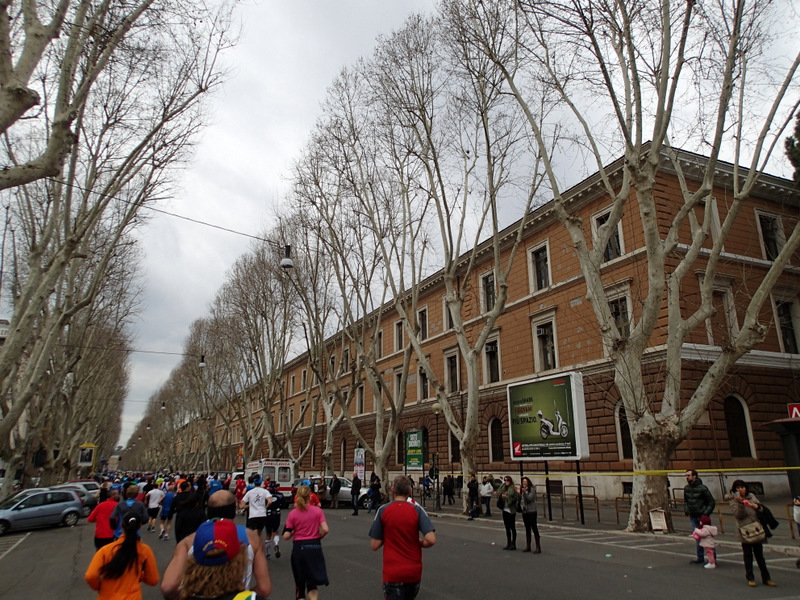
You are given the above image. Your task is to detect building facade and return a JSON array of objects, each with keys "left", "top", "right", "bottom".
[{"left": 223, "top": 149, "right": 800, "bottom": 500}]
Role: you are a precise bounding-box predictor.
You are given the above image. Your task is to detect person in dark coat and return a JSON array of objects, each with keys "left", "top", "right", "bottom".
[
  {"left": 683, "top": 469, "right": 716, "bottom": 564},
  {"left": 351, "top": 473, "right": 362, "bottom": 516}
]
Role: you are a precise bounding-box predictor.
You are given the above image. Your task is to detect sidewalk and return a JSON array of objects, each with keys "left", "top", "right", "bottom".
[{"left": 418, "top": 492, "right": 800, "bottom": 558}]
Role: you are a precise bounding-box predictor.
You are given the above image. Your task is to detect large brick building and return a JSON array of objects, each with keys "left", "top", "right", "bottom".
[{"left": 223, "top": 148, "right": 800, "bottom": 500}]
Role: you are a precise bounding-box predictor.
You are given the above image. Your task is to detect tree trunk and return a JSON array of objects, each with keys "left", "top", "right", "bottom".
[{"left": 626, "top": 423, "right": 678, "bottom": 532}]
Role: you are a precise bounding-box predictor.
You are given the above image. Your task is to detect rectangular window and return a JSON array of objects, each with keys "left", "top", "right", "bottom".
[
  {"left": 289, "top": 407, "right": 294, "bottom": 428},
  {"left": 417, "top": 307, "right": 428, "bottom": 340},
  {"left": 357, "top": 385, "right": 365, "bottom": 414},
  {"left": 531, "top": 245, "right": 550, "bottom": 291},
  {"left": 758, "top": 212, "right": 784, "bottom": 261},
  {"left": 290, "top": 375, "right": 295, "bottom": 395},
  {"left": 329, "top": 354, "right": 336, "bottom": 379},
  {"left": 481, "top": 271, "right": 496, "bottom": 312},
  {"left": 535, "top": 322, "right": 556, "bottom": 371},
  {"left": 445, "top": 352, "right": 459, "bottom": 393},
  {"left": 777, "top": 301, "right": 799, "bottom": 354},
  {"left": 484, "top": 339, "right": 500, "bottom": 383},
  {"left": 419, "top": 368, "right": 429, "bottom": 400},
  {"left": 394, "top": 321, "right": 404, "bottom": 352},
  {"left": 376, "top": 329, "right": 383, "bottom": 359},
  {"left": 595, "top": 211, "right": 623, "bottom": 261},
  {"left": 343, "top": 348, "right": 350, "bottom": 372},
  {"left": 443, "top": 296, "right": 455, "bottom": 330},
  {"left": 609, "top": 296, "right": 631, "bottom": 338},
  {"left": 301, "top": 369, "right": 307, "bottom": 390},
  {"left": 394, "top": 372, "right": 404, "bottom": 401}
]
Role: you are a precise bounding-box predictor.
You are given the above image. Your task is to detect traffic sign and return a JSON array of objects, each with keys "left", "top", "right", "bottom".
[{"left": 788, "top": 403, "right": 800, "bottom": 418}]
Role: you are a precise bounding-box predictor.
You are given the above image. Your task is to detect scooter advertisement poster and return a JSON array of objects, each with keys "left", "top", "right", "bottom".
[{"left": 506, "top": 372, "right": 589, "bottom": 460}]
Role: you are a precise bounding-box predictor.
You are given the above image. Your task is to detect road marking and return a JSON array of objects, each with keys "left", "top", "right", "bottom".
[{"left": 0, "top": 533, "right": 29, "bottom": 562}]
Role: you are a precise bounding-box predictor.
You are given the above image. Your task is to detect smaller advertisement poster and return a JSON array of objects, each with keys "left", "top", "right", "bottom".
[
  {"left": 506, "top": 372, "right": 589, "bottom": 460},
  {"left": 78, "top": 444, "right": 96, "bottom": 468},
  {"left": 354, "top": 448, "right": 366, "bottom": 481},
  {"left": 405, "top": 430, "right": 424, "bottom": 471}
]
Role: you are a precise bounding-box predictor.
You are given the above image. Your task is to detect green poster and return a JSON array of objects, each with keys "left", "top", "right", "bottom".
[
  {"left": 506, "top": 372, "right": 588, "bottom": 460},
  {"left": 406, "top": 430, "right": 424, "bottom": 471}
]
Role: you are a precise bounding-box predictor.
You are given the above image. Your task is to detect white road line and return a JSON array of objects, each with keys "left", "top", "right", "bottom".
[{"left": 0, "top": 533, "right": 29, "bottom": 562}]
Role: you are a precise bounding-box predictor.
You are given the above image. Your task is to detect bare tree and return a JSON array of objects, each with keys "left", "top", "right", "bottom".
[
  {"left": 0, "top": 0, "right": 235, "bottom": 450},
  {"left": 444, "top": 0, "right": 800, "bottom": 529}
]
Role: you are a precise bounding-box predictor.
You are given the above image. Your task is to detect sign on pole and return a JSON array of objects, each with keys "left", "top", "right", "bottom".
[
  {"left": 78, "top": 444, "right": 97, "bottom": 470},
  {"left": 506, "top": 372, "right": 589, "bottom": 460},
  {"left": 354, "top": 448, "right": 366, "bottom": 481},
  {"left": 405, "top": 430, "right": 424, "bottom": 471}
]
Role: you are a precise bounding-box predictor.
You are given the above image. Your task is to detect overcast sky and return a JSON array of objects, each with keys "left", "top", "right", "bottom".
[{"left": 121, "top": 0, "right": 438, "bottom": 447}]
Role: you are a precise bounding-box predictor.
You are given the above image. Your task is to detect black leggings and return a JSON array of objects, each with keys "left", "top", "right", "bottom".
[
  {"left": 522, "top": 511, "right": 539, "bottom": 539},
  {"left": 502, "top": 511, "right": 517, "bottom": 544},
  {"left": 741, "top": 543, "right": 771, "bottom": 583}
]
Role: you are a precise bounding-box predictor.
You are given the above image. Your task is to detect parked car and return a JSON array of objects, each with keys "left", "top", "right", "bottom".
[
  {"left": 0, "top": 489, "right": 83, "bottom": 536},
  {"left": 51, "top": 484, "right": 98, "bottom": 517},
  {"left": 63, "top": 479, "right": 101, "bottom": 496},
  {"left": 291, "top": 476, "right": 371, "bottom": 508}
]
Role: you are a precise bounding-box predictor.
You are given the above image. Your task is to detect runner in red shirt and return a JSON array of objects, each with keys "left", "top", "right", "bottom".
[{"left": 369, "top": 475, "right": 436, "bottom": 600}]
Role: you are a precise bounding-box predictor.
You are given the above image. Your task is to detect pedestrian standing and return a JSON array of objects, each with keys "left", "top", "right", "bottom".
[
  {"left": 283, "top": 485, "right": 330, "bottom": 600},
  {"left": 480, "top": 477, "right": 494, "bottom": 517},
  {"left": 85, "top": 513, "right": 159, "bottom": 599},
  {"left": 442, "top": 475, "right": 455, "bottom": 505},
  {"left": 329, "top": 474, "right": 341, "bottom": 509},
  {"left": 497, "top": 476, "right": 519, "bottom": 550},
  {"left": 519, "top": 476, "right": 541, "bottom": 553},
  {"left": 369, "top": 475, "right": 436, "bottom": 600},
  {"left": 729, "top": 480, "right": 775, "bottom": 587},
  {"left": 368, "top": 475, "right": 382, "bottom": 514},
  {"left": 692, "top": 514, "right": 718, "bottom": 568},
  {"left": 793, "top": 496, "right": 800, "bottom": 568},
  {"left": 351, "top": 472, "right": 362, "bottom": 515},
  {"left": 683, "top": 469, "right": 716, "bottom": 564},
  {"left": 466, "top": 474, "right": 479, "bottom": 520}
]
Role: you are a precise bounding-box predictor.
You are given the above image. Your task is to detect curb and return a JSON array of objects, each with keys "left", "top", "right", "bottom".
[{"left": 426, "top": 508, "right": 800, "bottom": 558}]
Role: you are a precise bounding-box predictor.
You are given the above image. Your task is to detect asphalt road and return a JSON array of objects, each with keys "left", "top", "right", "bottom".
[{"left": 1, "top": 508, "right": 799, "bottom": 599}]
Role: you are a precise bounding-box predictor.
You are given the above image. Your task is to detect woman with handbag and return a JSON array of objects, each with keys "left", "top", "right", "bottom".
[
  {"left": 729, "top": 480, "right": 775, "bottom": 587},
  {"left": 496, "top": 476, "right": 519, "bottom": 550}
]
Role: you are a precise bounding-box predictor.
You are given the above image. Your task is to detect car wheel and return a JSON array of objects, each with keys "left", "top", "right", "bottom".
[
  {"left": 82, "top": 505, "right": 92, "bottom": 518},
  {"left": 361, "top": 495, "right": 371, "bottom": 509},
  {"left": 62, "top": 512, "right": 79, "bottom": 527},
  {"left": 0, "top": 520, "right": 8, "bottom": 536}
]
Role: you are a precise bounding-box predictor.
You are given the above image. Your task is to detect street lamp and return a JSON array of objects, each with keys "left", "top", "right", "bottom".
[{"left": 432, "top": 403, "right": 441, "bottom": 511}]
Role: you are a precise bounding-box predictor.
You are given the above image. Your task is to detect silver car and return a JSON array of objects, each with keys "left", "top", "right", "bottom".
[
  {"left": 0, "top": 489, "right": 82, "bottom": 535},
  {"left": 312, "top": 476, "right": 371, "bottom": 508}
]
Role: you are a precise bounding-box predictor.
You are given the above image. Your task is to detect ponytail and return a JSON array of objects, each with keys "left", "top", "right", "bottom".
[{"left": 99, "top": 513, "right": 141, "bottom": 579}]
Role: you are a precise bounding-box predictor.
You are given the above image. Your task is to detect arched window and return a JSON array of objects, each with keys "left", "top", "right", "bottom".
[
  {"left": 489, "top": 418, "right": 504, "bottom": 462},
  {"left": 724, "top": 395, "right": 755, "bottom": 458},
  {"left": 616, "top": 402, "right": 633, "bottom": 460},
  {"left": 396, "top": 431, "right": 405, "bottom": 465},
  {"left": 450, "top": 432, "right": 461, "bottom": 464}
]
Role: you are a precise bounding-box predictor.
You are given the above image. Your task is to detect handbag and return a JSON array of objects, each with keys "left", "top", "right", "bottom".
[
  {"left": 739, "top": 520, "right": 766, "bottom": 544},
  {"left": 496, "top": 496, "right": 505, "bottom": 510}
]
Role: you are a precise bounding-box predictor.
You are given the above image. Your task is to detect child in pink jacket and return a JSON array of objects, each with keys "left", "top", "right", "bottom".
[{"left": 692, "top": 514, "right": 718, "bottom": 568}]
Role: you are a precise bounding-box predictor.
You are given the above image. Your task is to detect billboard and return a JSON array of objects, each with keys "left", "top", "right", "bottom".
[
  {"left": 506, "top": 372, "right": 588, "bottom": 460},
  {"left": 405, "top": 430, "right": 424, "bottom": 471}
]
